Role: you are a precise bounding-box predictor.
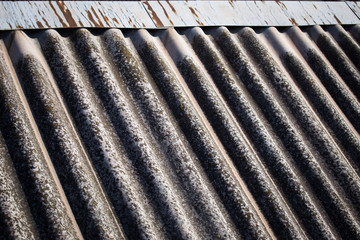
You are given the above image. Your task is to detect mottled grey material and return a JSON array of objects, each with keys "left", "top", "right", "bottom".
[
  {"left": 1, "top": 24, "right": 360, "bottom": 240},
  {"left": 0, "top": 132, "right": 39, "bottom": 240},
  {"left": 140, "top": 39, "right": 271, "bottom": 240},
  {"left": 0, "top": 42, "right": 82, "bottom": 240},
  {"left": 17, "top": 50, "right": 124, "bottom": 239}
]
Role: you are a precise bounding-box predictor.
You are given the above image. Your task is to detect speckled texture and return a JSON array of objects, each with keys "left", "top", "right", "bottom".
[
  {"left": 1, "top": 25, "right": 360, "bottom": 240},
  {"left": 215, "top": 27, "right": 337, "bottom": 240},
  {"left": 104, "top": 29, "right": 238, "bottom": 239},
  {"left": 191, "top": 28, "right": 309, "bottom": 240},
  {"left": 284, "top": 52, "right": 360, "bottom": 174},
  {"left": 0, "top": 131, "right": 39, "bottom": 240},
  {"left": 315, "top": 32, "right": 360, "bottom": 101},
  {"left": 140, "top": 39, "right": 271, "bottom": 240},
  {"left": 0, "top": 42, "right": 81, "bottom": 240},
  {"left": 232, "top": 27, "right": 360, "bottom": 239},
  {"left": 307, "top": 47, "right": 360, "bottom": 135},
  {"left": 16, "top": 52, "right": 124, "bottom": 239},
  {"left": 73, "top": 28, "right": 200, "bottom": 240}
]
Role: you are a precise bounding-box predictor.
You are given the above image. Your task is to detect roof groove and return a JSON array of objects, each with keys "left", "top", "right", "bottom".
[
  {"left": 138, "top": 34, "right": 270, "bottom": 239},
  {"left": 40, "top": 29, "right": 162, "bottom": 240},
  {"left": 14, "top": 34, "right": 125, "bottom": 240},
  {"left": 103, "top": 29, "right": 237, "bottom": 239},
  {"left": 73, "top": 28, "right": 197, "bottom": 240},
  {"left": 1, "top": 25, "right": 360, "bottom": 240},
  {"left": 0, "top": 37, "right": 83, "bottom": 240},
  {"left": 244, "top": 27, "right": 360, "bottom": 239}
]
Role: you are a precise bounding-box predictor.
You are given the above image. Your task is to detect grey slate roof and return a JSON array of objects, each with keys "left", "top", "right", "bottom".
[{"left": 0, "top": 25, "right": 360, "bottom": 239}]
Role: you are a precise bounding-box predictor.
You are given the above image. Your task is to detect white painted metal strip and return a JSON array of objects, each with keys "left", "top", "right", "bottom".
[
  {"left": 346, "top": 1, "right": 360, "bottom": 21},
  {"left": 282, "top": 1, "right": 360, "bottom": 26},
  {"left": 0, "top": 1, "right": 155, "bottom": 30},
  {"left": 0, "top": 1, "right": 359, "bottom": 30}
]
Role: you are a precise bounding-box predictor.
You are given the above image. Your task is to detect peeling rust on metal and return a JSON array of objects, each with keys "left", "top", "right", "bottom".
[
  {"left": 289, "top": 18, "right": 298, "bottom": 25},
  {"left": 189, "top": 7, "right": 199, "bottom": 19},
  {"left": 48, "top": 1, "right": 67, "bottom": 27},
  {"left": 112, "top": 18, "right": 120, "bottom": 25},
  {"left": 303, "top": 18, "right": 310, "bottom": 25},
  {"left": 90, "top": 6, "right": 104, "bottom": 27},
  {"left": 166, "top": 0, "right": 177, "bottom": 15},
  {"left": 78, "top": 20, "right": 84, "bottom": 27},
  {"left": 56, "top": 1, "right": 77, "bottom": 27},
  {"left": 42, "top": 18, "right": 51, "bottom": 28},
  {"left": 36, "top": 21, "right": 44, "bottom": 28},
  {"left": 98, "top": 9, "right": 111, "bottom": 27},
  {"left": 196, "top": 20, "right": 204, "bottom": 26},
  {"left": 158, "top": 1, "right": 174, "bottom": 26},
  {"left": 128, "top": 18, "right": 136, "bottom": 28},
  {"left": 334, "top": 15, "right": 342, "bottom": 24},
  {"left": 276, "top": 0, "right": 287, "bottom": 10},
  {"left": 229, "top": 0, "right": 235, "bottom": 9},
  {"left": 86, "top": 10, "right": 101, "bottom": 27},
  {"left": 188, "top": 7, "right": 204, "bottom": 25},
  {"left": 0, "top": 1, "right": 359, "bottom": 30},
  {"left": 143, "top": 2, "right": 164, "bottom": 27}
]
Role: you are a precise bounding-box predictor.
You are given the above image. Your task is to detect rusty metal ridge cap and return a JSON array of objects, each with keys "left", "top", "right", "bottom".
[{"left": 0, "top": 1, "right": 360, "bottom": 30}]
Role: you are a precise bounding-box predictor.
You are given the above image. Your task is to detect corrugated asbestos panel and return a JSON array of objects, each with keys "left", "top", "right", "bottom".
[
  {"left": 1, "top": 1, "right": 360, "bottom": 30},
  {"left": 1, "top": 25, "right": 360, "bottom": 240}
]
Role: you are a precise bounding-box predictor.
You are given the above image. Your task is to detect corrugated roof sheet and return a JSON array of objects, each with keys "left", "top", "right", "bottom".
[{"left": 0, "top": 24, "right": 360, "bottom": 239}]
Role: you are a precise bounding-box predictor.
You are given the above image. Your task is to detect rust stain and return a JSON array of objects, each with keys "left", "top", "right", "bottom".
[
  {"left": 36, "top": 21, "right": 44, "bottom": 28},
  {"left": 158, "top": 1, "right": 174, "bottom": 25},
  {"left": 188, "top": 7, "right": 203, "bottom": 25},
  {"left": 313, "top": 4, "right": 317, "bottom": 10},
  {"left": 56, "top": 1, "right": 77, "bottom": 27},
  {"left": 229, "top": 0, "right": 235, "bottom": 8},
  {"left": 8, "top": 23, "right": 13, "bottom": 29},
  {"left": 99, "top": 9, "right": 111, "bottom": 27},
  {"left": 275, "top": 0, "right": 287, "bottom": 10},
  {"left": 189, "top": 7, "right": 199, "bottom": 18},
  {"left": 42, "top": 17, "right": 51, "bottom": 28},
  {"left": 333, "top": 15, "right": 342, "bottom": 24},
  {"left": 166, "top": 0, "right": 177, "bottom": 15},
  {"left": 86, "top": 10, "right": 101, "bottom": 27},
  {"left": 303, "top": 17, "right": 309, "bottom": 25},
  {"left": 289, "top": 18, "right": 298, "bottom": 25},
  {"left": 128, "top": 18, "right": 136, "bottom": 28},
  {"left": 78, "top": 20, "right": 84, "bottom": 27},
  {"left": 112, "top": 18, "right": 120, "bottom": 25},
  {"left": 196, "top": 20, "right": 204, "bottom": 26},
  {"left": 142, "top": 23, "right": 146, "bottom": 28},
  {"left": 48, "top": 1, "right": 67, "bottom": 27},
  {"left": 143, "top": 2, "right": 164, "bottom": 27},
  {"left": 90, "top": 6, "right": 104, "bottom": 27},
  {"left": 16, "top": 25, "right": 23, "bottom": 29}
]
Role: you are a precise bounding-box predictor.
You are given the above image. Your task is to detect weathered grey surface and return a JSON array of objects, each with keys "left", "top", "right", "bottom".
[{"left": 1, "top": 25, "right": 360, "bottom": 239}]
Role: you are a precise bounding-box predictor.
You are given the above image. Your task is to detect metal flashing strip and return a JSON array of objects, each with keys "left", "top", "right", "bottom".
[
  {"left": 0, "top": 1, "right": 155, "bottom": 30},
  {"left": 347, "top": 1, "right": 360, "bottom": 21},
  {"left": 0, "top": 1, "right": 360, "bottom": 30}
]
